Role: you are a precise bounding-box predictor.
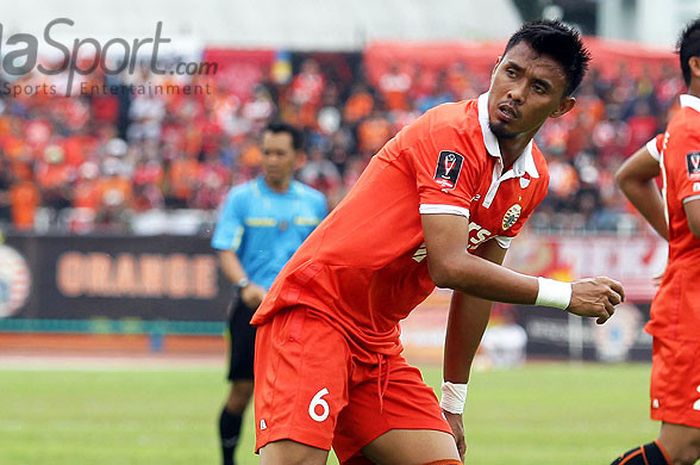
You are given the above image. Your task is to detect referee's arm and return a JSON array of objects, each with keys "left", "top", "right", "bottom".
[
  {"left": 219, "top": 250, "right": 266, "bottom": 310},
  {"left": 219, "top": 249, "right": 248, "bottom": 286}
]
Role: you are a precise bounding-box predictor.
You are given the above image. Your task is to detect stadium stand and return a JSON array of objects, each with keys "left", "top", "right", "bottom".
[{"left": 0, "top": 41, "right": 680, "bottom": 235}]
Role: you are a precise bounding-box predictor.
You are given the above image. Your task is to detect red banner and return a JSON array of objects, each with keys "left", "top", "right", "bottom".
[
  {"left": 505, "top": 233, "right": 666, "bottom": 302},
  {"left": 364, "top": 37, "right": 676, "bottom": 87}
]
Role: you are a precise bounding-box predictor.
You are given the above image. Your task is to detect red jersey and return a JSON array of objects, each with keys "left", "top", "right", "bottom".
[
  {"left": 251, "top": 94, "right": 549, "bottom": 358},
  {"left": 648, "top": 94, "right": 700, "bottom": 341}
]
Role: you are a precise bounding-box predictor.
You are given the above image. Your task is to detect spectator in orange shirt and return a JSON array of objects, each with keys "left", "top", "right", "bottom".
[
  {"left": 343, "top": 84, "right": 374, "bottom": 124},
  {"left": 10, "top": 174, "right": 40, "bottom": 231},
  {"left": 166, "top": 154, "right": 200, "bottom": 208},
  {"left": 378, "top": 63, "right": 412, "bottom": 111},
  {"left": 356, "top": 111, "right": 392, "bottom": 156},
  {"left": 72, "top": 162, "right": 103, "bottom": 212}
]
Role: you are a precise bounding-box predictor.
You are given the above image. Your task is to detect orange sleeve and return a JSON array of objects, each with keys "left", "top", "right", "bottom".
[
  {"left": 397, "top": 106, "right": 480, "bottom": 219},
  {"left": 670, "top": 128, "right": 700, "bottom": 204}
]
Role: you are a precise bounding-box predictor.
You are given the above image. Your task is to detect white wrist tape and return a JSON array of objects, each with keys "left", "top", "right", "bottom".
[
  {"left": 440, "top": 381, "right": 468, "bottom": 414},
  {"left": 536, "top": 277, "right": 572, "bottom": 310}
]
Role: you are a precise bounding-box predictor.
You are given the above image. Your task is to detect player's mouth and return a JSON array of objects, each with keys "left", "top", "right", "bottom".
[{"left": 497, "top": 103, "right": 519, "bottom": 122}]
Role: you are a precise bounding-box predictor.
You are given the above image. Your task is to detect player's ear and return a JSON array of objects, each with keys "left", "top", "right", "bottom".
[
  {"left": 491, "top": 56, "right": 502, "bottom": 79},
  {"left": 689, "top": 56, "right": 700, "bottom": 80},
  {"left": 550, "top": 96, "right": 576, "bottom": 119}
]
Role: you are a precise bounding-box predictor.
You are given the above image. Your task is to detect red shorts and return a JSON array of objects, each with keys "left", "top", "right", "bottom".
[
  {"left": 253, "top": 307, "right": 452, "bottom": 464},
  {"left": 650, "top": 337, "right": 700, "bottom": 428}
]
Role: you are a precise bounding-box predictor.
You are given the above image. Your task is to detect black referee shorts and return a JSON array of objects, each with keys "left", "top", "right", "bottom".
[{"left": 226, "top": 296, "right": 257, "bottom": 381}]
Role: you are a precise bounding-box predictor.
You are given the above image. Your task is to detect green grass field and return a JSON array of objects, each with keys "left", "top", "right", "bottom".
[{"left": 0, "top": 362, "right": 657, "bottom": 465}]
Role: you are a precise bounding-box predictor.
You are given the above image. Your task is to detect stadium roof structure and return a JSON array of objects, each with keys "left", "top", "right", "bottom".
[{"left": 4, "top": 0, "right": 522, "bottom": 51}]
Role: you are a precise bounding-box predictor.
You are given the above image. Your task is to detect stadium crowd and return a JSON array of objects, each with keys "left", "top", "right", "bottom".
[{"left": 0, "top": 52, "right": 684, "bottom": 234}]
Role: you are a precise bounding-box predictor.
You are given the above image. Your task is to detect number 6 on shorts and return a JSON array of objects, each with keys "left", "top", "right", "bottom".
[{"left": 309, "top": 388, "right": 330, "bottom": 422}]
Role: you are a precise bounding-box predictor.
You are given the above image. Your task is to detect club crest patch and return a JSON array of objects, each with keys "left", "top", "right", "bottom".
[
  {"left": 687, "top": 152, "right": 700, "bottom": 179},
  {"left": 502, "top": 204, "right": 522, "bottom": 230},
  {"left": 434, "top": 151, "right": 464, "bottom": 190}
]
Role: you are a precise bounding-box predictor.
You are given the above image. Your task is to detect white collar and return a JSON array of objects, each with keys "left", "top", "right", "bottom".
[
  {"left": 477, "top": 92, "right": 539, "bottom": 179},
  {"left": 680, "top": 94, "right": 700, "bottom": 113}
]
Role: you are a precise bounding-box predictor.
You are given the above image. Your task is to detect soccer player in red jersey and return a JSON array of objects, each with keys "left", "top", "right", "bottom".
[
  {"left": 253, "top": 21, "right": 625, "bottom": 465},
  {"left": 613, "top": 18, "right": 700, "bottom": 465}
]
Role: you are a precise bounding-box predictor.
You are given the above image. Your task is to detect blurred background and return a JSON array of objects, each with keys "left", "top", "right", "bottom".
[{"left": 0, "top": 1, "right": 698, "bottom": 464}]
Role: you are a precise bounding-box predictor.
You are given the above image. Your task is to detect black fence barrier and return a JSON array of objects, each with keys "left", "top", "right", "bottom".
[{"left": 514, "top": 303, "right": 653, "bottom": 362}]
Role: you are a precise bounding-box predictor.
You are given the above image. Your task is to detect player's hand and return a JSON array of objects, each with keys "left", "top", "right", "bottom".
[
  {"left": 241, "top": 283, "right": 266, "bottom": 310},
  {"left": 567, "top": 277, "right": 625, "bottom": 325},
  {"left": 442, "top": 410, "right": 467, "bottom": 461}
]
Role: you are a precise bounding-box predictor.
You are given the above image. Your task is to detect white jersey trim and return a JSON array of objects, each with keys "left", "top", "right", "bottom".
[
  {"left": 419, "top": 204, "right": 470, "bottom": 219},
  {"left": 682, "top": 194, "right": 700, "bottom": 204},
  {"left": 680, "top": 94, "right": 700, "bottom": 113},
  {"left": 646, "top": 138, "right": 661, "bottom": 162},
  {"left": 493, "top": 235, "right": 513, "bottom": 249}
]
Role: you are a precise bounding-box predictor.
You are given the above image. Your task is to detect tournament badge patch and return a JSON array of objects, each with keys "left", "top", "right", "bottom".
[
  {"left": 502, "top": 203, "right": 522, "bottom": 230},
  {"left": 687, "top": 152, "right": 700, "bottom": 179},
  {"left": 434, "top": 150, "right": 464, "bottom": 190}
]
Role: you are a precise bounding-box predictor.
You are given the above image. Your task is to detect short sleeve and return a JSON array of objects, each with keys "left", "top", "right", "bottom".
[
  {"left": 211, "top": 188, "right": 246, "bottom": 251},
  {"left": 670, "top": 129, "right": 700, "bottom": 204},
  {"left": 646, "top": 134, "right": 664, "bottom": 162},
  {"left": 400, "top": 107, "right": 480, "bottom": 220}
]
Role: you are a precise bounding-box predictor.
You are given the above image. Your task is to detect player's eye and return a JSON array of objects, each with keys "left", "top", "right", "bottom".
[
  {"left": 505, "top": 68, "right": 517, "bottom": 78},
  {"left": 533, "top": 83, "right": 547, "bottom": 94}
]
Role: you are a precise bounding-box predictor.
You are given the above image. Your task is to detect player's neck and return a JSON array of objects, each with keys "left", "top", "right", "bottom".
[
  {"left": 688, "top": 81, "right": 700, "bottom": 99},
  {"left": 497, "top": 132, "right": 535, "bottom": 168},
  {"left": 264, "top": 176, "right": 291, "bottom": 193}
]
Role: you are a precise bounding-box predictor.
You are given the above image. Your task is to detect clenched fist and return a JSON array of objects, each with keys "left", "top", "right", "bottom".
[{"left": 567, "top": 276, "right": 625, "bottom": 324}]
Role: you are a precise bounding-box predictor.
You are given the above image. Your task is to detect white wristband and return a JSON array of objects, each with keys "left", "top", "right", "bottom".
[
  {"left": 440, "top": 381, "right": 468, "bottom": 414},
  {"left": 535, "top": 277, "right": 572, "bottom": 310}
]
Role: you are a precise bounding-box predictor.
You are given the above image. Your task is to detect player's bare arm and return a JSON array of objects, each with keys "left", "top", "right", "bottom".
[
  {"left": 441, "top": 239, "right": 506, "bottom": 461},
  {"left": 421, "top": 213, "right": 624, "bottom": 323},
  {"left": 684, "top": 199, "right": 700, "bottom": 238},
  {"left": 616, "top": 145, "right": 668, "bottom": 240},
  {"left": 218, "top": 250, "right": 266, "bottom": 309}
]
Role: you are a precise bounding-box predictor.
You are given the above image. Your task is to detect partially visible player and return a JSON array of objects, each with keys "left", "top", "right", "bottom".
[
  {"left": 252, "top": 21, "right": 624, "bottom": 465},
  {"left": 611, "top": 17, "right": 700, "bottom": 465},
  {"left": 211, "top": 122, "right": 327, "bottom": 465}
]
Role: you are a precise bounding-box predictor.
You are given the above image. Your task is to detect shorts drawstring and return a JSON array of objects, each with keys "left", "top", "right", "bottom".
[{"left": 376, "top": 353, "right": 390, "bottom": 413}]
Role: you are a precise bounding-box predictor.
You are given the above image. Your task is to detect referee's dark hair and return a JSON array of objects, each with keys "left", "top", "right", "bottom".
[
  {"left": 503, "top": 20, "right": 591, "bottom": 96},
  {"left": 677, "top": 17, "right": 700, "bottom": 86},
  {"left": 266, "top": 121, "right": 305, "bottom": 151}
]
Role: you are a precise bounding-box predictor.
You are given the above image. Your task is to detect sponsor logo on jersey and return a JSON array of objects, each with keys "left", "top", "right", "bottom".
[
  {"left": 0, "top": 244, "right": 31, "bottom": 318},
  {"left": 433, "top": 150, "right": 464, "bottom": 190},
  {"left": 687, "top": 151, "right": 700, "bottom": 179},
  {"left": 502, "top": 204, "right": 522, "bottom": 230},
  {"left": 467, "top": 222, "right": 492, "bottom": 251}
]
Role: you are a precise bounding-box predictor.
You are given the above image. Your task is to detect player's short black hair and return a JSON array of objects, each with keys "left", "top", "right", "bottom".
[
  {"left": 503, "top": 20, "right": 591, "bottom": 96},
  {"left": 265, "top": 121, "right": 304, "bottom": 151},
  {"left": 677, "top": 17, "right": 700, "bottom": 86}
]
